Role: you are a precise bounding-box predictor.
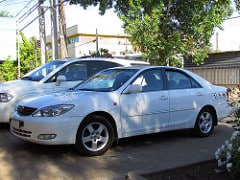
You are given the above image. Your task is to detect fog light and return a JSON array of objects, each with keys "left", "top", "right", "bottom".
[{"left": 38, "top": 134, "right": 56, "bottom": 140}]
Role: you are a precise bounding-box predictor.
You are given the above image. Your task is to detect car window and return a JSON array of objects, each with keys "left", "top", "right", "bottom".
[
  {"left": 21, "top": 61, "right": 65, "bottom": 81},
  {"left": 61, "top": 63, "right": 87, "bottom": 81},
  {"left": 166, "top": 70, "right": 201, "bottom": 89},
  {"left": 132, "top": 69, "right": 164, "bottom": 92},
  {"left": 86, "top": 61, "right": 121, "bottom": 77},
  {"left": 76, "top": 69, "right": 137, "bottom": 92},
  {"left": 47, "top": 62, "right": 87, "bottom": 82}
]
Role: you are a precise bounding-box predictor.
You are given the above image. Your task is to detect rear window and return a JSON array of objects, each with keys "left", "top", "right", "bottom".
[{"left": 86, "top": 61, "right": 121, "bottom": 77}]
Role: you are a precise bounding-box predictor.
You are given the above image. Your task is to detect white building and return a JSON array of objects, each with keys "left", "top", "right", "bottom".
[
  {"left": 0, "top": 17, "right": 16, "bottom": 61},
  {"left": 46, "top": 25, "right": 135, "bottom": 58},
  {"left": 210, "top": 15, "right": 240, "bottom": 52}
]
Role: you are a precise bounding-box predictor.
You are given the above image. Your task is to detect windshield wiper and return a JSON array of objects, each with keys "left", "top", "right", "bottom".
[
  {"left": 21, "top": 76, "right": 32, "bottom": 80},
  {"left": 77, "top": 88, "right": 94, "bottom": 91}
]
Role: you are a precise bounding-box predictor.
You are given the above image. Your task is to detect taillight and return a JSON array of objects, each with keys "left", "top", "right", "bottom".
[{"left": 226, "top": 88, "right": 231, "bottom": 100}]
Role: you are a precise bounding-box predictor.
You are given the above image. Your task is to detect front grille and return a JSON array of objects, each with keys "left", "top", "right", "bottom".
[
  {"left": 17, "top": 105, "right": 37, "bottom": 116},
  {"left": 12, "top": 127, "right": 32, "bottom": 137}
]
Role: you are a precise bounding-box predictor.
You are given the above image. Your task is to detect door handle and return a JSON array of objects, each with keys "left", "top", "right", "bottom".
[
  {"left": 159, "top": 95, "right": 168, "bottom": 100},
  {"left": 197, "top": 92, "right": 203, "bottom": 96}
]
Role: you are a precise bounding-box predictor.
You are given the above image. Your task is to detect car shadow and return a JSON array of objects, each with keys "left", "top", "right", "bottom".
[
  {"left": 0, "top": 123, "right": 10, "bottom": 130},
  {"left": 2, "top": 126, "right": 194, "bottom": 156},
  {"left": 117, "top": 129, "right": 193, "bottom": 147}
]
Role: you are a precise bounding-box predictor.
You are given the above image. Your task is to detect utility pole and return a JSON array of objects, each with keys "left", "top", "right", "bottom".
[
  {"left": 50, "top": 0, "right": 58, "bottom": 60},
  {"left": 96, "top": 28, "right": 99, "bottom": 55},
  {"left": 39, "top": 0, "right": 47, "bottom": 64},
  {"left": 59, "top": 0, "right": 68, "bottom": 58},
  {"left": 17, "top": 24, "right": 21, "bottom": 79}
]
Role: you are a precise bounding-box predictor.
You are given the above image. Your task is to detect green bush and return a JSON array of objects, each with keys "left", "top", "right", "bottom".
[{"left": 0, "top": 57, "right": 17, "bottom": 81}]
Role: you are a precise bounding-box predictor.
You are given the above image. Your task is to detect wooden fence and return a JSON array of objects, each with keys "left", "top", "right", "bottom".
[{"left": 186, "top": 66, "right": 240, "bottom": 88}]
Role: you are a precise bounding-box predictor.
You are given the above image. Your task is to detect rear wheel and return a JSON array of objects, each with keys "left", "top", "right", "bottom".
[
  {"left": 75, "top": 115, "right": 114, "bottom": 156},
  {"left": 193, "top": 108, "right": 215, "bottom": 137}
]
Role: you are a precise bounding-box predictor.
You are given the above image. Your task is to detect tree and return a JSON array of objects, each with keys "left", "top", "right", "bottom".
[
  {"left": 18, "top": 32, "right": 41, "bottom": 76},
  {"left": 0, "top": 10, "right": 16, "bottom": 81},
  {"left": 70, "top": 0, "right": 233, "bottom": 65},
  {"left": 0, "top": 56, "right": 17, "bottom": 81},
  {"left": 0, "top": 11, "right": 41, "bottom": 81},
  {"left": 0, "top": 10, "right": 12, "bottom": 17},
  {"left": 234, "top": 0, "right": 240, "bottom": 13},
  {"left": 0, "top": 33, "right": 41, "bottom": 81}
]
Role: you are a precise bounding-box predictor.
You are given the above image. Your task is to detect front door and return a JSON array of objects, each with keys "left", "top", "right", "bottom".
[{"left": 120, "top": 69, "right": 169, "bottom": 137}]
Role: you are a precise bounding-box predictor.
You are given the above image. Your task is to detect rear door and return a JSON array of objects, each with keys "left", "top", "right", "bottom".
[{"left": 166, "top": 69, "right": 204, "bottom": 130}]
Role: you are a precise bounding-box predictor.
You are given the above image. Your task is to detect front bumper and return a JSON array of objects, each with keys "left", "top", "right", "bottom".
[
  {"left": 10, "top": 113, "right": 83, "bottom": 145},
  {"left": 0, "top": 102, "right": 15, "bottom": 123}
]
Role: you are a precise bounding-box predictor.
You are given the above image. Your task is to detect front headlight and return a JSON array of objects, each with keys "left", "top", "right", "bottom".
[
  {"left": 0, "top": 93, "right": 13, "bottom": 102},
  {"left": 32, "top": 104, "right": 74, "bottom": 117}
]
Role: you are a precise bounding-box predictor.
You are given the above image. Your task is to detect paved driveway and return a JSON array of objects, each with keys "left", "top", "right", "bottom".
[{"left": 0, "top": 120, "right": 234, "bottom": 180}]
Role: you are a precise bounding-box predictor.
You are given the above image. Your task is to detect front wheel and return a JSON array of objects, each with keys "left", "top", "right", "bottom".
[
  {"left": 75, "top": 115, "right": 114, "bottom": 156},
  {"left": 193, "top": 108, "right": 215, "bottom": 137}
]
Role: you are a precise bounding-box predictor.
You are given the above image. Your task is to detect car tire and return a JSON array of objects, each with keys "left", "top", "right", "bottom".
[
  {"left": 75, "top": 115, "right": 114, "bottom": 156},
  {"left": 193, "top": 108, "right": 215, "bottom": 137}
]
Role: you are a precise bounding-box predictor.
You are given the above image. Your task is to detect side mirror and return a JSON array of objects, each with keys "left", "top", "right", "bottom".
[
  {"left": 123, "top": 84, "right": 142, "bottom": 94},
  {"left": 55, "top": 75, "right": 66, "bottom": 86}
]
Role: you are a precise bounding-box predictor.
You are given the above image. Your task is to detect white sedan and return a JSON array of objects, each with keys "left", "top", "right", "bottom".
[
  {"left": 10, "top": 66, "right": 231, "bottom": 156},
  {"left": 0, "top": 57, "right": 148, "bottom": 123}
]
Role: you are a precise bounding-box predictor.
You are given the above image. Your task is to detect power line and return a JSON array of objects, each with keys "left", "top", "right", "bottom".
[
  {"left": 20, "top": 9, "right": 48, "bottom": 31},
  {"left": 15, "top": 0, "right": 39, "bottom": 18},
  {"left": 0, "top": 0, "right": 24, "bottom": 5},
  {"left": 0, "top": 0, "right": 31, "bottom": 15},
  {"left": 17, "top": 2, "right": 40, "bottom": 23},
  {"left": 0, "top": 0, "right": 8, "bottom": 3}
]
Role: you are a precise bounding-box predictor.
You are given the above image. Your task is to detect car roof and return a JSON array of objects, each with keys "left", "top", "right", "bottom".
[
  {"left": 48, "top": 57, "right": 149, "bottom": 65},
  {"left": 107, "top": 65, "right": 198, "bottom": 72},
  {"left": 76, "top": 57, "right": 150, "bottom": 66},
  {"left": 39, "top": 57, "right": 149, "bottom": 83},
  {"left": 104, "top": 65, "right": 213, "bottom": 87}
]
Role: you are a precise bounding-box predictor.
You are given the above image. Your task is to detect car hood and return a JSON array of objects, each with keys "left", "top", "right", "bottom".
[
  {"left": 18, "top": 90, "right": 119, "bottom": 111},
  {"left": 17, "top": 90, "right": 120, "bottom": 117},
  {"left": 19, "top": 91, "right": 79, "bottom": 107},
  {"left": 0, "top": 80, "right": 40, "bottom": 92}
]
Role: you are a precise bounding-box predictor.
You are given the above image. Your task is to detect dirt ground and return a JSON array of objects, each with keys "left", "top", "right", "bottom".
[{"left": 142, "top": 158, "right": 239, "bottom": 180}]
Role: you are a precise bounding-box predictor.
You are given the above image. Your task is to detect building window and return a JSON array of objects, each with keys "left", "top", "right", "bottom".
[
  {"left": 68, "top": 37, "right": 79, "bottom": 44},
  {"left": 46, "top": 44, "right": 51, "bottom": 50}
]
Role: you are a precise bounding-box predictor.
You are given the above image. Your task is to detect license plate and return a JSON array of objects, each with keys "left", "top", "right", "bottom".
[{"left": 11, "top": 119, "right": 24, "bottom": 129}]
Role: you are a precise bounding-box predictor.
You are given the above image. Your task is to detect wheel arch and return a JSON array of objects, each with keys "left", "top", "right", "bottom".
[
  {"left": 79, "top": 111, "right": 119, "bottom": 142},
  {"left": 199, "top": 105, "right": 218, "bottom": 126}
]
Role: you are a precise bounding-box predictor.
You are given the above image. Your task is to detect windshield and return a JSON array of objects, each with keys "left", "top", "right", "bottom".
[
  {"left": 21, "top": 60, "right": 66, "bottom": 81},
  {"left": 76, "top": 69, "right": 137, "bottom": 92}
]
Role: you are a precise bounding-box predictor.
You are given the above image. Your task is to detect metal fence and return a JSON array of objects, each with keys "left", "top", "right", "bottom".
[{"left": 186, "top": 66, "right": 240, "bottom": 88}]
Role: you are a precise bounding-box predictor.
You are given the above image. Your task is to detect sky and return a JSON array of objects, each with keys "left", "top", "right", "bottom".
[
  {"left": 63, "top": 4, "right": 124, "bottom": 35},
  {"left": 0, "top": 0, "right": 239, "bottom": 51},
  {"left": 0, "top": 0, "right": 125, "bottom": 38}
]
